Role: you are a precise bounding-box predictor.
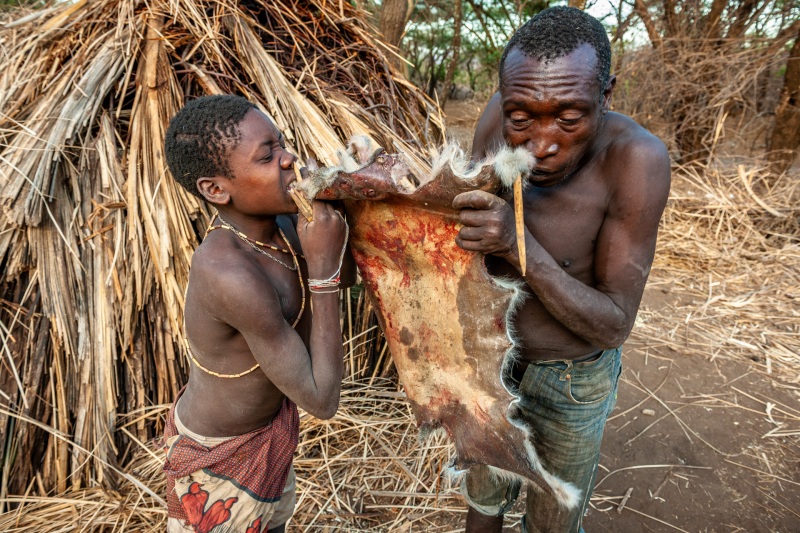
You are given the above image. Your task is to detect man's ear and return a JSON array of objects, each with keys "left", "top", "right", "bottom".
[
  {"left": 601, "top": 75, "right": 617, "bottom": 114},
  {"left": 196, "top": 177, "right": 231, "bottom": 205}
]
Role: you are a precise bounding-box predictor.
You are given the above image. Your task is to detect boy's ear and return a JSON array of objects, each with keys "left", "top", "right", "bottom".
[{"left": 197, "top": 177, "right": 231, "bottom": 205}]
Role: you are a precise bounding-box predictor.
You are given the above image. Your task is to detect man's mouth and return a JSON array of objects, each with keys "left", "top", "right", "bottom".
[{"left": 530, "top": 168, "right": 558, "bottom": 177}]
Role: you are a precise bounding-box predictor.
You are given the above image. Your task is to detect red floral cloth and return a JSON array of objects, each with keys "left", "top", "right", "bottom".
[{"left": 163, "top": 392, "right": 299, "bottom": 529}]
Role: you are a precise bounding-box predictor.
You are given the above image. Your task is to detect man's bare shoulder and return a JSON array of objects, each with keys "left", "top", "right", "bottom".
[
  {"left": 470, "top": 92, "right": 504, "bottom": 161},
  {"left": 604, "top": 113, "right": 670, "bottom": 170},
  {"left": 602, "top": 113, "right": 671, "bottom": 211}
]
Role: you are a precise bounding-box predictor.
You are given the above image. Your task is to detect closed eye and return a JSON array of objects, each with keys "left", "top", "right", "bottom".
[{"left": 557, "top": 116, "right": 581, "bottom": 125}]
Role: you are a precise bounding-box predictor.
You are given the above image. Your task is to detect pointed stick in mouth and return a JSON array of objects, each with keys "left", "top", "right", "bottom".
[
  {"left": 513, "top": 174, "right": 526, "bottom": 274},
  {"left": 291, "top": 162, "right": 314, "bottom": 221}
]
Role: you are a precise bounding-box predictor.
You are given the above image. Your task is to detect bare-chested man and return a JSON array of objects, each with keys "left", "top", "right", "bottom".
[
  {"left": 453, "top": 7, "right": 671, "bottom": 533},
  {"left": 161, "top": 95, "right": 351, "bottom": 533}
]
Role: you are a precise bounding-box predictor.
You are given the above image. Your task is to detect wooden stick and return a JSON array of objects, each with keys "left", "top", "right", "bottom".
[
  {"left": 513, "top": 174, "right": 526, "bottom": 273},
  {"left": 290, "top": 188, "right": 314, "bottom": 222},
  {"left": 290, "top": 161, "right": 315, "bottom": 221}
]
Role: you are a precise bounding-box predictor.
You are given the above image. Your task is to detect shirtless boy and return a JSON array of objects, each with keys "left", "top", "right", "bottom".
[
  {"left": 162, "top": 95, "right": 350, "bottom": 533},
  {"left": 453, "top": 7, "right": 671, "bottom": 533}
]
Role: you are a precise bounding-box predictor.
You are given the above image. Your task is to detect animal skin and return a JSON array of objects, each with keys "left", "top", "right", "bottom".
[{"left": 298, "top": 140, "right": 580, "bottom": 508}]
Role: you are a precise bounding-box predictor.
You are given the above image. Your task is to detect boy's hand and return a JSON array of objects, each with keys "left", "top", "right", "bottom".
[{"left": 296, "top": 200, "right": 347, "bottom": 279}]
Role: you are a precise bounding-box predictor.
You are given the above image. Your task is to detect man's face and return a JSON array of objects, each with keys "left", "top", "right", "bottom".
[
  {"left": 500, "top": 44, "right": 612, "bottom": 187},
  {"left": 222, "top": 108, "right": 299, "bottom": 215}
]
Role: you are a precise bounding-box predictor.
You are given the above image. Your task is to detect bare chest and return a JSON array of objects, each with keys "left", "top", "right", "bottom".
[{"left": 498, "top": 175, "right": 609, "bottom": 280}]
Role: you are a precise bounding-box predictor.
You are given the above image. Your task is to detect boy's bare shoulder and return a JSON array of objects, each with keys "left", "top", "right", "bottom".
[{"left": 188, "top": 236, "right": 280, "bottom": 320}]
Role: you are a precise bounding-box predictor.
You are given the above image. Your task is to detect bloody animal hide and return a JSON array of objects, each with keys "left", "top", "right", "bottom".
[{"left": 298, "top": 141, "right": 580, "bottom": 509}]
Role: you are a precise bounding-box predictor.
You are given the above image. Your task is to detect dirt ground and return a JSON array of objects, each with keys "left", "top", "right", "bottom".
[{"left": 436, "top": 99, "right": 800, "bottom": 533}]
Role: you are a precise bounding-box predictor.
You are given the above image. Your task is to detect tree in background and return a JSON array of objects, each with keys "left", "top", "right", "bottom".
[
  {"left": 611, "top": 0, "right": 799, "bottom": 165},
  {"left": 768, "top": 25, "right": 800, "bottom": 173},
  {"left": 378, "top": 0, "right": 415, "bottom": 48},
  {"left": 440, "top": 0, "right": 463, "bottom": 106},
  {"left": 377, "top": 0, "right": 414, "bottom": 72},
  {"left": 402, "top": 0, "right": 550, "bottom": 100}
]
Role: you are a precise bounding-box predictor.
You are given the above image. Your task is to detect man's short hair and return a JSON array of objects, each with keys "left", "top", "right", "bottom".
[
  {"left": 499, "top": 6, "right": 611, "bottom": 96},
  {"left": 164, "top": 95, "right": 257, "bottom": 198}
]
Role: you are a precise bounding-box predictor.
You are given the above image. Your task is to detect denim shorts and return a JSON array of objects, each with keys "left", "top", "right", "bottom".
[{"left": 461, "top": 346, "right": 623, "bottom": 533}]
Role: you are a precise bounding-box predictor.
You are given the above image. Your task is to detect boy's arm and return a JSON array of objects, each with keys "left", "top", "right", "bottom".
[
  {"left": 292, "top": 203, "right": 357, "bottom": 289},
  {"left": 214, "top": 271, "right": 344, "bottom": 419},
  {"left": 216, "top": 201, "right": 347, "bottom": 419}
]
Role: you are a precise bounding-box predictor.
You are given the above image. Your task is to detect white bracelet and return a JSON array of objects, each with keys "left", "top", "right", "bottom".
[{"left": 307, "top": 213, "right": 349, "bottom": 293}]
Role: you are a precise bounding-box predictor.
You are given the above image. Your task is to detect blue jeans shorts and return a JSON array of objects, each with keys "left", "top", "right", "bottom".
[{"left": 460, "top": 346, "right": 623, "bottom": 533}]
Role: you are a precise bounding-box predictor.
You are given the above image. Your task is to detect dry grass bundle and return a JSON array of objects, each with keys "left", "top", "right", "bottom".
[
  {"left": 0, "top": 377, "right": 467, "bottom": 532},
  {"left": 0, "top": 0, "right": 443, "bottom": 500},
  {"left": 635, "top": 159, "right": 800, "bottom": 384},
  {"left": 613, "top": 37, "right": 788, "bottom": 164}
]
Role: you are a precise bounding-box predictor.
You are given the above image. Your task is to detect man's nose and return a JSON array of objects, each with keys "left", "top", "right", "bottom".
[{"left": 528, "top": 137, "right": 558, "bottom": 160}]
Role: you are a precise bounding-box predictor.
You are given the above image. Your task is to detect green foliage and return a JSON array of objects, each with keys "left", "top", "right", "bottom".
[
  {"left": 401, "top": 0, "right": 554, "bottom": 97},
  {"left": 0, "top": 0, "right": 46, "bottom": 7}
]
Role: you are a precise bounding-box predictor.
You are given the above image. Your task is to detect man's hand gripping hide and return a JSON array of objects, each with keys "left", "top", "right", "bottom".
[{"left": 453, "top": 190, "right": 526, "bottom": 274}]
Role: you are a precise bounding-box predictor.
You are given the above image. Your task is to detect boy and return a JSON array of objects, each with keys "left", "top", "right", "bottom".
[{"left": 162, "top": 95, "right": 350, "bottom": 533}]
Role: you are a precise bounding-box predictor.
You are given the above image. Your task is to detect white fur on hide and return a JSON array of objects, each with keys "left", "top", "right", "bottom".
[
  {"left": 347, "top": 135, "right": 375, "bottom": 165},
  {"left": 427, "top": 142, "right": 535, "bottom": 188},
  {"left": 490, "top": 147, "right": 535, "bottom": 188}
]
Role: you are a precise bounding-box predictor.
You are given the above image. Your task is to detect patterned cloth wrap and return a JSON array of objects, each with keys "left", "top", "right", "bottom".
[{"left": 163, "top": 393, "right": 299, "bottom": 533}]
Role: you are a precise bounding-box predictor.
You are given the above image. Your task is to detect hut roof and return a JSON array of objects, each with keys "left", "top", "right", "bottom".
[{"left": 0, "top": 0, "right": 443, "bottom": 498}]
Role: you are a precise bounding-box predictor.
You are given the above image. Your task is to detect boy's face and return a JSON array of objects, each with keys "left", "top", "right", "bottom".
[{"left": 203, "top": 108, "right": 299, "bottom": 215}]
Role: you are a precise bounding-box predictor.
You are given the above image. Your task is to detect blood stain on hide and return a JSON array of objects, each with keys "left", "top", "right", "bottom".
[
  {"left": 407, "top": 347, "right": 421, "bottom": 361},
  {"left": 399, "top": 327, "right": 414, "bottom": 346}
]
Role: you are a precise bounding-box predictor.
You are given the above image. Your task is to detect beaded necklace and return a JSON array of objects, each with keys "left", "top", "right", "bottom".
[
  {"left": 211, "top": 213, "right": 298, "bottom": 270},
  {"left": 183, "top": 214, "right": 306, "bottom": 379}
]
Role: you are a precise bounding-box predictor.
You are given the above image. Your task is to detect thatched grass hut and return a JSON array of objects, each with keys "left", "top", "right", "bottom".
[{"left": 0, "top": 0, "right": 443, "bottom": 502}]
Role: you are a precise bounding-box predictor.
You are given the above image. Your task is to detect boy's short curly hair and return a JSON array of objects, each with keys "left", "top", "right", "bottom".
[
  {"left": 164, "top": 95, "right": 257, "bottom": 198},
  {"left": 499, "top": 6, "right": 612, "bottom": 97}
]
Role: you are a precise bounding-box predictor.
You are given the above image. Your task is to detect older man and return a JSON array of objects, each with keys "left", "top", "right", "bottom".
[{"left": 453, "top": 7, "right": 671, "bottom": 533}]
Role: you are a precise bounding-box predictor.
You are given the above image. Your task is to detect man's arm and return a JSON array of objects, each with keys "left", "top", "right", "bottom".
[{"left": 454, "top": 137, "right": 671, "bottom": 348}]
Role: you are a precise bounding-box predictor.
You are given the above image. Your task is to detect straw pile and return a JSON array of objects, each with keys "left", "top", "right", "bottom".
[
  {"left": 612, "top": 36, "right": 789, "bottom": 163},
  {"left": 611, "top": 35, "right": 799, "bottom": 384},
  {"left": 0, "top": 0, "right": 443, "bottom": 503},
  {"left": 636, "top": 160, "right": 800, "bottom": 385}
]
